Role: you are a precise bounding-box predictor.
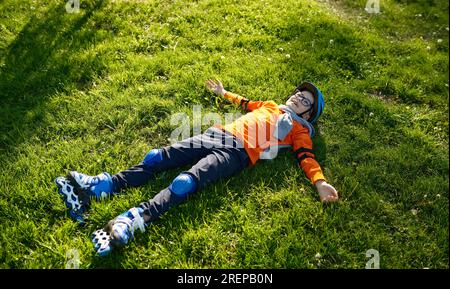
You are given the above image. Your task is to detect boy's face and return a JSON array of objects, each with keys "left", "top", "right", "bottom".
[{"left": 285, "top": 90, "right": 314, "bottom": 120}]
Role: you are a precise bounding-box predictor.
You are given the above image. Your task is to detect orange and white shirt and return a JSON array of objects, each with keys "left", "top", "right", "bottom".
[{"left": 215, "top": 91, "right": 326, "bottom": 185}]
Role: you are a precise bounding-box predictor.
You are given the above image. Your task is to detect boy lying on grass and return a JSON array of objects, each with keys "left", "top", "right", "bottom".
[{"left": 55, "top": 79, "right": 339, "bottom": 256}]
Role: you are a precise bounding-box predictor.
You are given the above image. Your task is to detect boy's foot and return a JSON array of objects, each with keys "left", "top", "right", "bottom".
[
  {"left": 92, "top": 207, "right": 146, "bottom": 256},
  {"left": 55, "top": 176, "right": 89, "bottom": 223},
  {"left": 55, "top": 171, "right": 114, "bottom": 223},
  {"left": 66, "top": 171, "right": 114, "bottom": 199}
]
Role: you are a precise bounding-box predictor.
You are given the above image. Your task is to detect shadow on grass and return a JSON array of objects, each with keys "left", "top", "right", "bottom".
[{"left": 0, "top": 0, "right": 106, "bottom": 154}]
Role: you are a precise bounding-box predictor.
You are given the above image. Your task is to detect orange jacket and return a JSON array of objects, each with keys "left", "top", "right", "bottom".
[{"left": 215, "top": 91, "right": 326, "bottom": 185}]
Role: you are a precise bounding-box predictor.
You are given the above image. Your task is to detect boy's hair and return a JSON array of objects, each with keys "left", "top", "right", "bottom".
[{"left": 292, "top": 82, "right": 325, "bottom": 124}]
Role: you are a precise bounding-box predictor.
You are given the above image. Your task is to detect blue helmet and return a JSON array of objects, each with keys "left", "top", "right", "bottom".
[{"left": 292, "top": 81, "right": 325, "bottom": 124}]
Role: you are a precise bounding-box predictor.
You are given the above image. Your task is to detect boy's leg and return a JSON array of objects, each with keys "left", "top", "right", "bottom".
[
  {"left": 138, "top": 145, "right": 249, "bottom": 223},
  {"left": 111, "top": 133, "right": 215, "bottom": 192},
  {"left": 93, "top": 147, "right": 249, "bottom": 256},
  {"left": 56, "top": 132, "right": 211, "bottom": 223},
  {"left": 111, "top": 126, "right": 237, "bottom": 192},
  {"left": 92, "top": 128, "right": 249, "bottom": 255}
]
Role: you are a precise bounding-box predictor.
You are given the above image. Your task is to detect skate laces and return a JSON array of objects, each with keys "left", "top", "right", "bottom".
[
  {"left": 114, "top": 207, "right": 146, "bottom": 237},
  {"left": 72, "top": 172, "right": 103, "bottom": 188}
]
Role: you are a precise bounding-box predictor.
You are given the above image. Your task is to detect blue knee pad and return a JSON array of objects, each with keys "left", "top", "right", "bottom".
[
  {"left": 169, "top": 173, "right": 197, "bottom": 197},
  {"left": 143, "top": 149, "right": 163, "bottom": 167}
]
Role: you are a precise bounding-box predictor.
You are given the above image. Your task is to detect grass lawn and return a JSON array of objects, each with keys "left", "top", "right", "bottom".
[{"left": 0, "top": 0, "right": 448, "bottom": 268}]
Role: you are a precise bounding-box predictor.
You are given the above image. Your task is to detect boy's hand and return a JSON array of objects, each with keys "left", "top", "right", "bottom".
[
  {"left": 206, "top": 79, "right": 226, "bottom": 96},
  {"left": 315, "top": 180, "right": 339, "bottom": 203}
]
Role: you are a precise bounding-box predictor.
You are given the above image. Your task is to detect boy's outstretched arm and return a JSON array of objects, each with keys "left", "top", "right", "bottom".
[
  {"left": 205, "top": 79, "right": 265, "bottom": 111},
  {"left": 292, "top": 129, "right": 339, "bottom": 203}
]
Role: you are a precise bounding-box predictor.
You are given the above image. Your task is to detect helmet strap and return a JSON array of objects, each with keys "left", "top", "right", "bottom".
[{"left": 298, "top": 108, "right": 312, "bottom": 120}]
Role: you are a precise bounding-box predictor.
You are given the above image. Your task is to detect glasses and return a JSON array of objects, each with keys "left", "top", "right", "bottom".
[{"left": 293, "top": 91, "right": 313, "bottom": 108}]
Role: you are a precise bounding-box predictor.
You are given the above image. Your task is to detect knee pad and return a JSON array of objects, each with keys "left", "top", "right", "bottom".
[
  {"left": 169, "top": 173, "right": 197, "bottom": 197},
  {"left": 143, "top": 149, "right": 163, "bottom": 167}
]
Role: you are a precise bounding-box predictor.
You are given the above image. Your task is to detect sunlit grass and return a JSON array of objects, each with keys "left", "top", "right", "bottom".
[{"left": 0, "top": 0, "right": 448, "bottom": 268}]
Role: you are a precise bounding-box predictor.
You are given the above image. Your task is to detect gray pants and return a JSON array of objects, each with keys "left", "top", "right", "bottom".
[{"left": 112, "top": 127, "right": 249, "bottom": 222}]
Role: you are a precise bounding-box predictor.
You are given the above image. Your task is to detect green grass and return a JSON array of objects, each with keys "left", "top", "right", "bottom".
[{"left": 0, "top": 0, "right": 448, "bottom": 268}]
